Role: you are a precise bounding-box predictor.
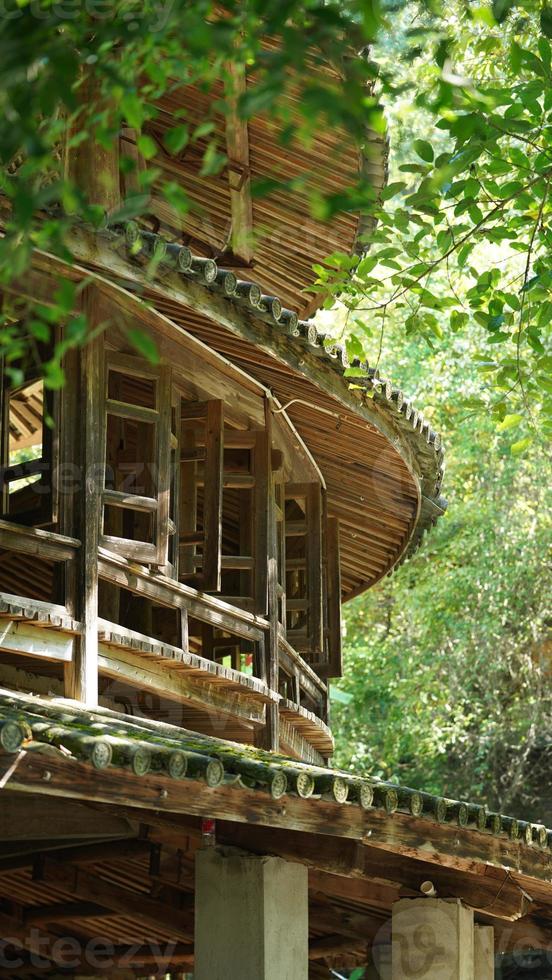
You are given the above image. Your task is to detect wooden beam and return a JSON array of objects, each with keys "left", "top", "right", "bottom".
[
  {"left": 0, "top": 793, "right": 137, "bottom": 842},
  {"left": 0, "top": 521, "right": 80, "bottom": 561},
  {"left": 254, "top": 402, "right": 279, "bottom": 750},
  {"left": 98, "top": 549, "right": 267, "bottom": 641},
  {"left": 325, "top": 516, "right": 342, "bottom": 678},
  {"left": 492, "top": 915, "right": 552, "bottom": 953},
  {"left": 307, "top": 482, "right": 324, "bottom": 658},
  {"left": 218, "top": 823, "right": 535, "bottom": 923},
  {"left": 98, "top": 644, "right": 267, "bottom": 726},
  {"left": 0, "top": 837, "right": 148, "bottom": 872},
  {"left": 225, "top": 62, "right": 254, "bottom": 263},
  {"left": 0, "top": 910, "right": 67, "bottom": 966},
  {"left": 0, "top": 620, "right": 75, "bottom": 662},
  {"left": 24, "top": 901, "right": 109, "bottom": 925},
  {"left": 309, "top": 933, "right": 366, "bottom": 960},
  {"left": 202, "top": 399, "right": 224, "bottom": 591}
]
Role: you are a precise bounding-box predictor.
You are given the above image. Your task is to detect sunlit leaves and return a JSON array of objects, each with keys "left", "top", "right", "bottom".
[
  {"left": 315, "top": 1, "right": 552, "bottom": 449},
  {"left": 413, "top": 138, "right": 434, "bottom": 162}
]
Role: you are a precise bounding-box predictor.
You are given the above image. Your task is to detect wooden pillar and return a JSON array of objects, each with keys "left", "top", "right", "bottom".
[
  {"left": 195, "top": 847, "right": 308, "bottom": 980},
  {"left": 64, "top": 73, "right": 120, "bottom": 214},
  {"left": 254, "top": 400, "right": 279, "bottom": 751},
  {"left": 224, "top": 63, "right": 254, "bottom": 263},
  {"left": 392, "top": 898, "right": 477, "bottom": 978},
  {"left": 64, "top": 290, "right": 103, "bottom": 706}
]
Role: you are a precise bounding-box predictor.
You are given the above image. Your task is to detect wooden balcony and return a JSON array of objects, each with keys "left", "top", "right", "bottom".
[{"left": 0, "top": 519, "right": 333, "bottom": 764}]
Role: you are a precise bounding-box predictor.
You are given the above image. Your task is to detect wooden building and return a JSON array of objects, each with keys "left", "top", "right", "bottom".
[{"left": 0, "top": 54, "right": 551, "bottom": 980}]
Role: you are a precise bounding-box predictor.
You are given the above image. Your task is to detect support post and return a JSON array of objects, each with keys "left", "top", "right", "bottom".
[
  {"left": 474, "top": 924, "right": 494, "bottom": 979},
  {"left": 64, "top": 289, "right": 103, "bottom": 705},
  {"left": 64, "top": 73, "right": 120, "bottom": 214},
  {"left": 392, "top": 898, "right": 476, "bottom": 979},
  {"left": 195, "top": 847, "right": 308, "bottom": 980},
  {"left": 254, "top": 399, "right": 279, "bottom": 750}
]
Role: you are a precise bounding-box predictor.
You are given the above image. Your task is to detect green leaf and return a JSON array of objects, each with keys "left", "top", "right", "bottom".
[
  {"left": 120, "top": 93, "right": 147, "bottom": 130},
  {"left": 451, "top": 310, "right": 469, "bottom": 332},
  {"left": 413, "top": 140, "right": 434, "bottom": 163},
  {"left": 510, "top": 436, "right": 532, "bottom": 454},
  {"left": 126, "top": 328, "right": 160, "bottom": 364},
  {"left": 492, "top": 0, "right": 516, "bottom": 23},
  {"left": 541, "top": 4, "right": 552, "bottom": 38},
  {"left": 136, "top": 134, "right": 157, "bottom": 160},
  {"left": 381, "top": 182, "right": 407, "bottom": 201},
  {"left": 42, "top": 360, "right": 66, "bottom": 390},
  {"left": 457, "top": 244, "right": 473, "bottom": 267},
  {"left": 164, "top": 125, "right": 189, "bottom": 155},
  {"left": 497, "top": 413, "right": 523, "bottom": 431}
]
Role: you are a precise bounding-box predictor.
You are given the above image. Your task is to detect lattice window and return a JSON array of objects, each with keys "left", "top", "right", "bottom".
[
  {"left": 178, "top": 399, "right": 224, "bottom": 592},
  {"left": 101, "top": 352, "right": 172, "bottom": 565},
  {"left": 284, "top": 482, "right": 323, "bottom": 662}
]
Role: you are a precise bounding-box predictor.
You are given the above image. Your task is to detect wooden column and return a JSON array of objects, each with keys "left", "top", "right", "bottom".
[
  {"left": 195, "top": 847, "right": 308, "bottom": 980},
  {"left": 64, "top": 73, "right": 120, "bottom": 214},
  {"left": 225, "top": 63, "right": 253, "bottom": 263},
  {"left": 64, "top": 289, "right": 103, "bottom": 705},
  {"left": 392, "top": 898, "right": 478, "bottom": 979},
  {"left": 254, "top": 400, "right": 279, "bottom": 751}
]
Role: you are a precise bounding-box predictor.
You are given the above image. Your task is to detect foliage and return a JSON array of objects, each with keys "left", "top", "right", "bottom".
[
  {"left": 313, "top": 1, "right": 552, "bottom": 451},
  {"left": 0, "top": 0, "right": 383, "bottom": 383},
  {"left": 1, "top": 0, "right": 550, "bottom": 448},
  {"left": 332, "top": 317, "right": 552, "bottom": 820}
]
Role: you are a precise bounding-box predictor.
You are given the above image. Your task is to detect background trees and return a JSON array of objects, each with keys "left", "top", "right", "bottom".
[
  {"left": 315, "top": 1, "right": 552, "bottom": 817},
  {"left": 331, "top": 317, "right": 552, "bottom": 820}
]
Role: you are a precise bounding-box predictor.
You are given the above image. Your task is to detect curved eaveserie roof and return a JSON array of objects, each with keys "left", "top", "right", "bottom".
[{"left": 0, "top": 691, "right": 546, "bottom": 849}]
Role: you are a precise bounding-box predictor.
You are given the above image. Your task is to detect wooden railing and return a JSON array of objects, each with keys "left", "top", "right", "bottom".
[
  {"left": 0, "top": 518, "right": 81, "bottom": 562},
  {"left": 0, "top": 521, "right": 332, "bottom": 759}
]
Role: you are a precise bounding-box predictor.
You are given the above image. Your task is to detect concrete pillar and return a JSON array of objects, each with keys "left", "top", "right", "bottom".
[
  {"left": 392, "top": 898, "right": 475, "bottom": 979},
  {"left": 367, "top": 943, "right": 392, "bottom": 979},
  {"left": 474, "top": 924, "right": 494, "bottom": 979},
  {"left": 194, "top": 846, "right": 308, "bottom": 980}
]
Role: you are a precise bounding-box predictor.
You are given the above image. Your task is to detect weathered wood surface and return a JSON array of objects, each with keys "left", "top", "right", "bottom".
[
  {"left": 279, "top": 699, "right": 334, "bottom": 755},
  {"left": 24, "top": 238, "right": 425, "bottom": 596},
  {"left": 0, "top": 520, "right": 80, "bottom": 561},
  {"left": 0, "top": 593, "right": 79, "bottom": 632},
  {"left": 1, "top": 744, "right": 552, "bottom": 892},
  {"left": 224, "top": 62, "right": 254, "bottom": 263},
  {"left": 0, "top": 621, "right": 75, "bottom": 663},
  {"left": 98, "top": 549, "right": 268, "bottom": 640},
  {"left": 39, "top": 856, "right": 194, "bottom": 940},
  {"left": 64, "top": 291, "right": 103, "bottom": 706},
  {"left": 98, "top": 645, "right": 267, "bottom": 727},
  {"left": 98, "top": 619, "right": 277, "bottom": 702}
]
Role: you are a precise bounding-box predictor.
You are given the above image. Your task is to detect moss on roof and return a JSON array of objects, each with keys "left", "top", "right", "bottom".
[{"left": 0, "top": 691, "right": 547, "bottom": 851}]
